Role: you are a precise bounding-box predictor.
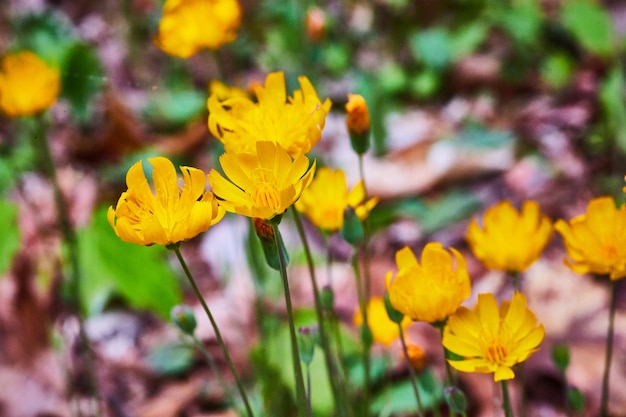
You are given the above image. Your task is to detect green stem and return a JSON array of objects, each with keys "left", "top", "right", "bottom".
[
  {"left": 271, "top": 225, "right": 311, "bottom": 417},
  {"left": 32, "top": 115, "right": 102, "bottom": 416},
  {"left": 291, "top": 208, "right": 350, "bottom": 416},
  {"left": 600, "top": 280, "right": 617, "bottom": 417},
  {"left": 501, "top": 380, "right": 515, "bottom": 417},
  {"left": 305, "top": 362, "right": 312, "bottom": 416},
  {"left": 438, "top": 326, "right": 455, "bottom": 387},
  {"left": 398, "top": 324, "right": 425, "bottom": 417},
  {"left": 189, "top": 334, "right": 234, "bottom": 407},
  {"left": 357, "top": 154, "right": 372, "bottom": 302},
  {"left": 173, "top": 248, "right": 254, "bottom": 417},
  {"left": 352, "top": 255, "right": 371, "bottom": 417}
]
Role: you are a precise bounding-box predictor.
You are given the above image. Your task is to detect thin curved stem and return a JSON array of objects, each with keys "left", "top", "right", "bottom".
[
  {"left": 352, "top": 254, "right": 371, "bottom": 417},
  {"left": 601, "top": 280, "right": 617, "bottom": 417},
  {"left": 173, "top": 248, "right": 254, "bottom": 417},
  {"left": 271, "top": 225, "right": 311, "bottom": 417},
  {"left": 501, "top": 380, "right": 515, "bottom": 417},
  {"left": 189, "top": 334, "right": 235, "bottom": 407},
  {"left": 398, "top": 324, "right": 425, "bottom": 417},
  {"left": 33, "top": 115, "right": 102, "bottom": 416},
  {"left": 291, "top": 208, "right": 350, "bottom": 416}
]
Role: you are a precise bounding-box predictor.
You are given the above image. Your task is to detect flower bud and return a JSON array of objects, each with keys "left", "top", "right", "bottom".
[
  {"left": 341, "top": 206, "right": 364, "bottom": 246},
  {"left": 320, "top": 285, "right": 335, "bottom": 312},
  {"left": 305, "top": 7, "right": 327, "bottom": 43},
  {"left": 551, "top": 343, "right": 570, "bottom": 372},
  {"left": 253, "top": 217, "right": 288, "bottom": 270},
  {"left": 170, "top": 305, "right": 197, "bottom": 335},
  {"left": 297, "top": 326, "right": 317, "bottom": 364},
  {"left": 444, "top": 386, "right": 468, "bottom": 414},
  {"left": 566, "top": 386, "right": 585, "bottom": 413},
  {"left": 345, "top": 94, "right": 371, "bottom": 155}
]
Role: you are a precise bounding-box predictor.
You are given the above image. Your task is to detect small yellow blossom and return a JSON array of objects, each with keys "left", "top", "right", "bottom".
[
  {"left": 466, "top": 200, "right": 553, "bottom": 272},
  {"left": 208, "top": 71, "right": 332, "bottom": 158},
  {"left": 154, "top": 0, "right": 242, "bottom": 58},
  {"left": 555, "top": 196, "right": 626, "bottom": 280},
  {"left": 345, "top": 94, "right": 370, "bottom": 135},
  {"left": 386, "top": 243, "right": 471, "bottom": 324},
  {"left": 208, "top": 141, "right": 316, "bottom": 220},
  {"left": 0, "top": 51, "right": 60, "bottom": 117},
  {"left": 443, "top": 292, "right": 544, "bottom": 382},
  {"left": 353, "top": 296, "right": 412, "bottom": 347},
  {"left": 405, "top": 343, "right": 427, "bottom": 371},
  {"left": 108, "top": 157, "right": 225, "bottom": 246},
  {"left": 295, "top": 167, "right": 378, "bottom": 232}
]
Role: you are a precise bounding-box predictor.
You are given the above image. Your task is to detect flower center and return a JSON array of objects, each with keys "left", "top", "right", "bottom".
[
  {"left": 253, "top": 183, "right": 281, "bottom": 211},
  {"left": 485, "top": 340, "right": 507, "bottom": 364}
]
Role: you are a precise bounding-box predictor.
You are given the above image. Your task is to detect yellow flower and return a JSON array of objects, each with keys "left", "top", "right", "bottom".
[
  {"left": 466, "top": 200, "right": 553, "bottom": 272},
  {"left": 108, "top": 157, "right": 225, "bottom": 246},
  {"left": 353, "top": 296, "right": 412, "bottom": 347},
  {"left": 554, "top": 196, "right": 626, "bottom": 280},
  {"left": 345, "top": 94, "right": 370, "bottom": 135},
  {"left": 405, "top": 343, "right": 427, "bottom": 371},
  {"left": 443, "top": 292, "right": 545, "bottom": 382},
  {"left": 208, "top": 141, "right": 316, "bottom": 220},
  {"left": 386, "top": 243, "right": 471, "bottom": 324},
  {"left": 208, "top": 71, "right": 332, "bottom": 158},
  {"left": 154, "top": 0, "right": 242, "bottom": 58},
  {"left": 0, "top": 51, "right": 60, "bottom": 117},
  {"left": 295, "top": 167, "right": 378, "bottom": 232}
]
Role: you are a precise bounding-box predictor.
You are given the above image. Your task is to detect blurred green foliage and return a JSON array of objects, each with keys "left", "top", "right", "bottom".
[{"left": 0, "top": 200, "right": 20, "bottom": 276}]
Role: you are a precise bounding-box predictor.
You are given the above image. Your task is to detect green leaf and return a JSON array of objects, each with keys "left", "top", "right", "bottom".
[
  {"left": 541, "top": 53, "right": 574, "bottom": 88},
  {"left": 371, "top": 370, "right": 443, "bottom": 414},
  {"left": 496, "top": 0, "right": 543, "bottom": 46},
  {"left": 449, "top": 22, "right": 489, "bottom": 59},
  {"left": 143, "top": 88, "right": 206, "bottom": 132},
  {"left": 78, "top": 207, "right": 182, "bottom": 318},
  {"left": 145, "top": 342, "right": 195, "bottom": 376},
  {"left": 0, "top": 200, "right": 20, "bottom": 275},
  {"left": 599, "top": 67, "right": 626, "bottom": 153},
  {"left": 560, "top": 0, "right": 615, "bottom": 57},
  {"left": 409, "top": 28, "right": 453, "bottom": 71},
  {"left": 11, "top": 11, "right": 75, "bottom": 66},
  {"left": 61, "top": 43, "right": 104, "bottom": 123}
]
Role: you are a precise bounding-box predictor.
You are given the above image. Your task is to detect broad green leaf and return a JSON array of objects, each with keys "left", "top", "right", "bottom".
[
  {"left": 371, "top": 370, "right": 443, "bottom": 414},
  {"left": 78, "top": 207, "right": 181, "bottom": 318},
  {"left": 541, "top": 53, "right": 574, "bottom": 88},
  {"left": 560, "top": 0, "right": 615, "bottom": 57},
  {"left": 599, "top": 67, "right": 626, "bottom": 153},
  {"left": 409, "top": 28, "right": 453, "bottom": 71},
  {"left": 145, "top": 342, "right": 195, "bottom": 376},
  {"left": 450, "top": 22, "right": 489, "bottom": 59},
  {"left": 0, "top": 200, "right": 20, "bottom": 275},
  {"left": 61, "top": 43, "right": 104, "bottom": 123},
  {"left": 11, "top": 11, "right": 75, "bottom": 66},
  {"left": 496, "top": 0, "right": 543, "bottom": 46}
]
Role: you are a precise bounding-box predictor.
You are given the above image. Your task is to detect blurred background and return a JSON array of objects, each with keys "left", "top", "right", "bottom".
[{"left": 1, "top": 0, "right": 626, "bottom": 416}]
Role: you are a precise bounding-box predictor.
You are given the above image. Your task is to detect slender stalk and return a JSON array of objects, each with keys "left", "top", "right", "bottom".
[
  {"left": 600, "top": 280, "right": 617, "bottom": 417},
  {"left": 352, "top": 255, "right": 371, "bottom": 417},
  {"left": 357, "top": 155, "right": 372, "bottom": 302},
  {"left": 172, "top": 248, "right": 254, "bottom": 417},
  {"left": 271, "top": 225, "right": 311, "bottom": 417},
  {"left": 398, "top": 324, "right": 425, "bottom": 417},
  {"left": 438, "top": 326, "right": 455, "bottom": 387},
  {"left": 291, "top": 208, "right": 350, "bottom": 416},
  {"left": 32, "top": 116, "right": 102, "bottom": 416},
  {"left": 305, "top": 362, "right": 312, "bottom": 416},
  {"left": 189, "top": 335, "right": 235, "bottom": 407},
  {"left": 501, "top": 380, "right": 515, "bottom": 417}
]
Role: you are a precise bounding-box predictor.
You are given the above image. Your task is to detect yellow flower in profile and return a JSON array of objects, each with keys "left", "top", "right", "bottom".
[
  {"left": 353, "top": 296, "right": 412, "bottom": 347},
  {"left": 466, "top": 200, "right": 553, "bottom": 272},
  {"left": 443, "top": 292, "right": 544, "bottom": 382},
  {"left": 208, "top": 71, "right": 332, "bottom": 158},
  {"left": 295, "top": 167, "right": 378, "bottom": 232},
  {"left": 555, "top": 196, "right": 626, "bottom": 280},
  {"left": 154, "top": 0, "right": 242, "bottom": 58},
  {"left": 108, "top": 157, "right": 225, "bottom": 246},
  {"left": 345, "top": 94, "right": 370, "bottom": 135},
  {"left": 386, "top": 243, "right": 471, "bottom": 324},
  {"left": 0, "top": 51, "right": 60, "bottom": 117},
  {"left": 208, "top": 141, "right": 316, "bottom": 220}
]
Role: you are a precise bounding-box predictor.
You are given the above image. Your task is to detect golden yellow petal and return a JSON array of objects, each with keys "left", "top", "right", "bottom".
[
  {"left": 395, "top": 246, "right": 418, "bottom": 269},
  {"left": 494, "top": 366, "right": 516, "bottom": 381}
]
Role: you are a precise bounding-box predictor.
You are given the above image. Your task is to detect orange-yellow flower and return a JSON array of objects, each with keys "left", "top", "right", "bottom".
[
  {"left": 345, "top": 94, "right": 370, "bottom": 135},
  {"left": 353, "top": 296, "right": 412, "bottom": 347},
  {"left": 154, "top": 0, "right": 242, "bottom": 58},
  {"left": 108, "top": 157, "right": 225, "bottom": 246},
  {"left": 208, "top": 71, "right": 332, "bottom": 158},
  {"left": 405, "top": 343, "right": 427, "bottom": 371},
  {"left": 0, "top": 51, "right": 60, "bottom": 117},
  {"left": 466, "top": 200, "right": 553, "bottom": 272},
  {"left": 443, "top": 292, "right": 544, "bottom": 382},
  {"left": 555, "top": 196, "right": 626, "bottom": 280},
  {"left": 386, "top": 243, "right": 471, "bottom": 324},
  {"left": 295, "top": 167, "right": 378, "bottom": 232},
  {"left": 208, "top": 141, "right": 316, "bottom": 220}
]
